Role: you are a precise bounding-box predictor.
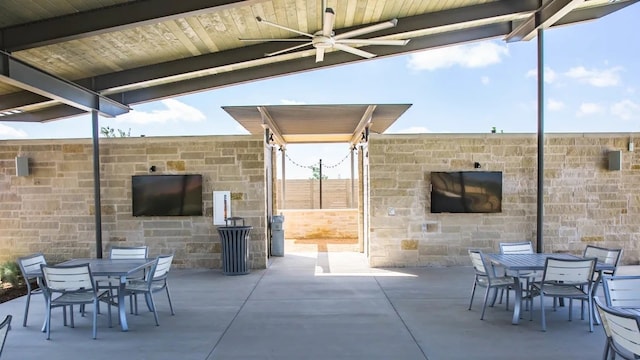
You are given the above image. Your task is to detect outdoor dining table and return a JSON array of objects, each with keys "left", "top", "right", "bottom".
[
  {"left": 55, "top": 258, "right": 156, "bottom": 332},
  {"left": 486, "top": 253, "right": 615, "bottom": 325}
]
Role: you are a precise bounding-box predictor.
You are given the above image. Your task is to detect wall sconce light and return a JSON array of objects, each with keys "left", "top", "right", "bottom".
[
  {"left": 149, "top": 165, "right": 156, "bottom": 173},
  {"left": 474, "top": 162, "right": 481, "bottom": 169},
  {"left": 15, "top": 156, "right": 29, "bottom": 176}
]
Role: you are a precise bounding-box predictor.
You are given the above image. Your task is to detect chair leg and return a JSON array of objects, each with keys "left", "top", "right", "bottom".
[
  {"left": 165, "top": 286, "right": 175, "bottom": 316},
  {"left": 22, "top": 289, "right": 32, "bottom": 327},
  {"left": 45, "top": 299, "right": 52, "bottom": 340},
  {"left": 70, "top": 305, "right": 75, "bottom": 328},
  {"left": 481, "top": 287, "right": 491, "bottom": 320},
  {"left": 147, "top": 293, "right": 159, "bottom": 326},
  {"left": 90, "top": 300, "right": 99, "bottom": 339},
  {"left": 468, "top": 281, "right": 477, "bottom": 310},
  {"left": 540, "top": 293, "right": 547, "bottom": 332}
]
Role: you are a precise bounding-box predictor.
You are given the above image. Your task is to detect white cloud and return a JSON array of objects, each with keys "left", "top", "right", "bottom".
[
  {"left": 548, "top": 98, "right": 565, "bottom": 111},
  {"left": 407, "top": 41, "right": 509, "bottom": 71},
  {"left": 391, "top": 126, "right": 431, "bottom": 134},
  {"left": 481, "top": 76, "right": 490, "bottom": 85},
  {"left": 0, "top": 123, "right": 28, "bottom": 138},
  {"left": 525, "top": 66, "right": 557, "bottom": 84},
  {"left": 611, "top": 100, "right": 640, "bottom": 120},
  {"left": 115, "top": 99, "right": 205, "bottom": 124},
  {"left": 565, "top": 66, "right": 622, "bottom": 87},
  {"left": 576, "top": 103, "right": 604, "bottom": 117},
  {"left": 280, "top": 99, "right": 306, "bottom": 105}
]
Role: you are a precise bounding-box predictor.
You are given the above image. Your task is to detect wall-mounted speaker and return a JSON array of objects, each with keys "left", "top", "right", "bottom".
[
  {"left": 608, "top": 150, "right": 621, "bottom": 171},
  {"left": 15, "top": 156, "right": 29, "bottom": 176}
]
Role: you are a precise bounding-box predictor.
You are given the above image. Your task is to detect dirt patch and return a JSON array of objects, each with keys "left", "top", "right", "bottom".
[{"left": 0, "top": 283, "right": 28, "bottom": 303}]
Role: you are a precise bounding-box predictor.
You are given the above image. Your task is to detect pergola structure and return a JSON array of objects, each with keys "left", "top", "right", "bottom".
[{"left": 1, "top": 0, "right": 637, "bottom": 255}]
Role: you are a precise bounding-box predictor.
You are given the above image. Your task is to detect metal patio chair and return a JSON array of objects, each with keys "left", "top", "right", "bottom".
[
  {"left": 124, "top": 254, "right": 175, "bottom": 326},
  {"left": 0, "top": 315, "right": 12, "bottom": 358},
  {"left": 498, "top": 241, "right": 541, "bottom": 309},
  {"left": 16, "top": 253, "right": 46, "bottom": 327},
  {"left": 532, "top": 257, "right": 597, "bottom": 332},
  {"left": 468, "top": 249, "right": 515, "bottom": 320},
  {"left": 595, "top": 296, "right": 640, "bottom": 360},
  {"left": 40, "top": 263, "right": 111, "bottom": 340}
]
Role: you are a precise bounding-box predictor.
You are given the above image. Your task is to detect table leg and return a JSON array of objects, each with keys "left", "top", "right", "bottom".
[
  {"left": 118, "top": 276, "right": 129, "bottom": 331},
  {"left": 512, "top": 276, "right": 523, "bottom": 325}
]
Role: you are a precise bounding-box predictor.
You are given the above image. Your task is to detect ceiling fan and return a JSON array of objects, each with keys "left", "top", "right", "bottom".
[{"left": 240, "top": 6, "right": 410, "bottom": 63}]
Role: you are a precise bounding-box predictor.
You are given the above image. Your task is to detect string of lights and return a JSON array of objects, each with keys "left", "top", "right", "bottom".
[{"left": 285, "top": 150, "right": 353, "bottom": 170}]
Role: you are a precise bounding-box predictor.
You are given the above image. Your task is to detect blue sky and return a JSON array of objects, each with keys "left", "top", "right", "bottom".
[{"left": 1, "top": 4, "right": 638, "bottom": 178}]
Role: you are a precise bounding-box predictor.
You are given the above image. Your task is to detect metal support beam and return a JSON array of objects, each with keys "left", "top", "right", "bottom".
[
  {"left": 0, "top": 51, "right": 129, "bottom": 117},
  {"left": 258, "top": 106, "right": 286, "bottom": 146},
  {"left": 349, "top": 105, "right": 377, "bottom": 146},
  {"left": 536, "top": 29, "right": 545, "bottom": 254},
  {"left": 0, "top": 104, "right": 85, "bottom": 122},
  {"left": 505, "top": 0, "right": 585, "bottom": 42},
  {"left": 281, "top": 147, "right": 286, "bottom": 209},
  {"left": 91, "top": 109, "right": 103, "bottom": 258}
]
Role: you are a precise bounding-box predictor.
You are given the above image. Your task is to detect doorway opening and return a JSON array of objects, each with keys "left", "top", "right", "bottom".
[{"left": 276, "top": 143, "right": 360, "bottom": 253}]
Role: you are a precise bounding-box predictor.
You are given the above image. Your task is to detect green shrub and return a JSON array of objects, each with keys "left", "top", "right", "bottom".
[{"left": 0, "top": 261, "right": 22, "bottom": 287}]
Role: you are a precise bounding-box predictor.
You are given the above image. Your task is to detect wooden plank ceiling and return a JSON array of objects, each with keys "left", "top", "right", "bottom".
[{"left": 0, "top": 0, "right": 637, "bottom": 129}]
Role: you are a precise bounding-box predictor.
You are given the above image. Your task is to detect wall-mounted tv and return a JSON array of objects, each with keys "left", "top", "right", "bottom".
[
  {"left": 132, "top": 175, "right": 203, "bottom": 216},
  {"left": 430, "top": 171, "right": 502, "bottom": 213}
]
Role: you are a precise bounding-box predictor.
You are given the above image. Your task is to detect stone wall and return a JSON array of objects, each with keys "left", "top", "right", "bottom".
[
  {"left": 0, "top": 135, "right": 267, "bottom": 269},
  {"left": 280, "top": 209, "right": 358, "bottom": 240},
  {"left": 367, "top": 133, "right": 640, "bottom": 267},
  {"left": 277, "top": 179, "right": 356, "bottom": 209}
]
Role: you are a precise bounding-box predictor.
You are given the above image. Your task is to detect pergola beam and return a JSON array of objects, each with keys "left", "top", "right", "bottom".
[
  {"left": 505, "top": 0, "right": 585, "bottom": 42},
  {"left": 0, "top": 51, "right": 129, "bottom": 118},
  {"left": 349, "top": 105, "right": 377, "bottom": 146},
  {"left": 258, "top": 107, "right": 286, "bottom": 147},
  {"left": 0, "top": 0, "right": 259, "bottom": 51}
]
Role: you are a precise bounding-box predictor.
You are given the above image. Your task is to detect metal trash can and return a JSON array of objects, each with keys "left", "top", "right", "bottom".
[
  {"left": 271, "top": 215, "right": 285, "bottom": 256},
  {"left": 217, "top": 217, "right": 252, "bottom": 275}
]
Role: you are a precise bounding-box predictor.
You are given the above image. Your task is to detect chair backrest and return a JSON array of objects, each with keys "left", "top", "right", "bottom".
[
  {"left": 602, "top": 275, "right": 640, "bottom": 309},
  {"left": 468, "top": 250, "right": 487, "bottom": 276},
  {"left": 595, "top": 296, "right": 640, "bottom": 357},
  {"left": 16, "top": 253, "right": 46, "bottom": 280},
  {"left": 40, "top": 263, "right": 96, "bottom": 293},
  {"left": 542, "top": 257, "right": 596, "bottom": 285},
  {"left": 468, "top": 249, "right": 501, "bottom": 283},
  {"left": 152, "top": 255, "right": 174, "bottom": 280},
  {"left": 499, "top": 241, "right": 534, "bottom": 255},
  {"left": 110, "top": 245, "right": 148, "bottom": 259},
  {"left": 584, "top": 245, "right": 622, "bottom": 268},
  {"left": 0, "top": 315, "right": 11, "bottom": 357}
]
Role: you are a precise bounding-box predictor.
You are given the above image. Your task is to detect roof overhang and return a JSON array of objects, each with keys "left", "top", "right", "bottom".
[{"left": 222, "top": 104, "right": 412, "bottom": 146}]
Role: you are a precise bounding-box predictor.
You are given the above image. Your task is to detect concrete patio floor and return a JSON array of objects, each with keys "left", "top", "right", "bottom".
[{"left": 0, "top": 251, "right": 632, "bottom": 360}]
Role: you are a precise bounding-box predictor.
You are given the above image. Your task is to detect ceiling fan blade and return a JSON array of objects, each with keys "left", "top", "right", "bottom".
[
  {"left": 336, "top": 39, "right": 410, "bottom": 46},
  {"left": 322, "top": 8, "right": 335, "bottom": 36},
  {"left": 333, "top": 43, "right": 376, "bottom": 59},
  {"left": 256, "top": 16, "right": 314, "bottom": 38},
  {"left": 240, "top": 38, "right": 310, "bottom": 42},
  {"left": 334, "top": 19, "right": 398, "bottom": 40},
  {"left": 315, "top": 48, "right": 325, "bottom": 63},
  {"left": 264, "top": 42, "right": 313, "bottom": 57}
]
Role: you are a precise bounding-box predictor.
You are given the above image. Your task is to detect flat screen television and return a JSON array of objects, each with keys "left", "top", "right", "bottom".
[
  {"left": 132, "top": 174, "right": 203, "bottom": 216},
  {"left": 430, "top": 171, "right": 502, "bottom": 213}
]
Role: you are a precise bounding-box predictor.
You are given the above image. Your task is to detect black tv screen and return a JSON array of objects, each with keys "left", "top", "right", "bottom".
[
  {"left": 132, "top": 175, "right": 203, "bottom": 216},
  {"left": 430, "top": 171, "right": 502, "bottom": 213}
]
